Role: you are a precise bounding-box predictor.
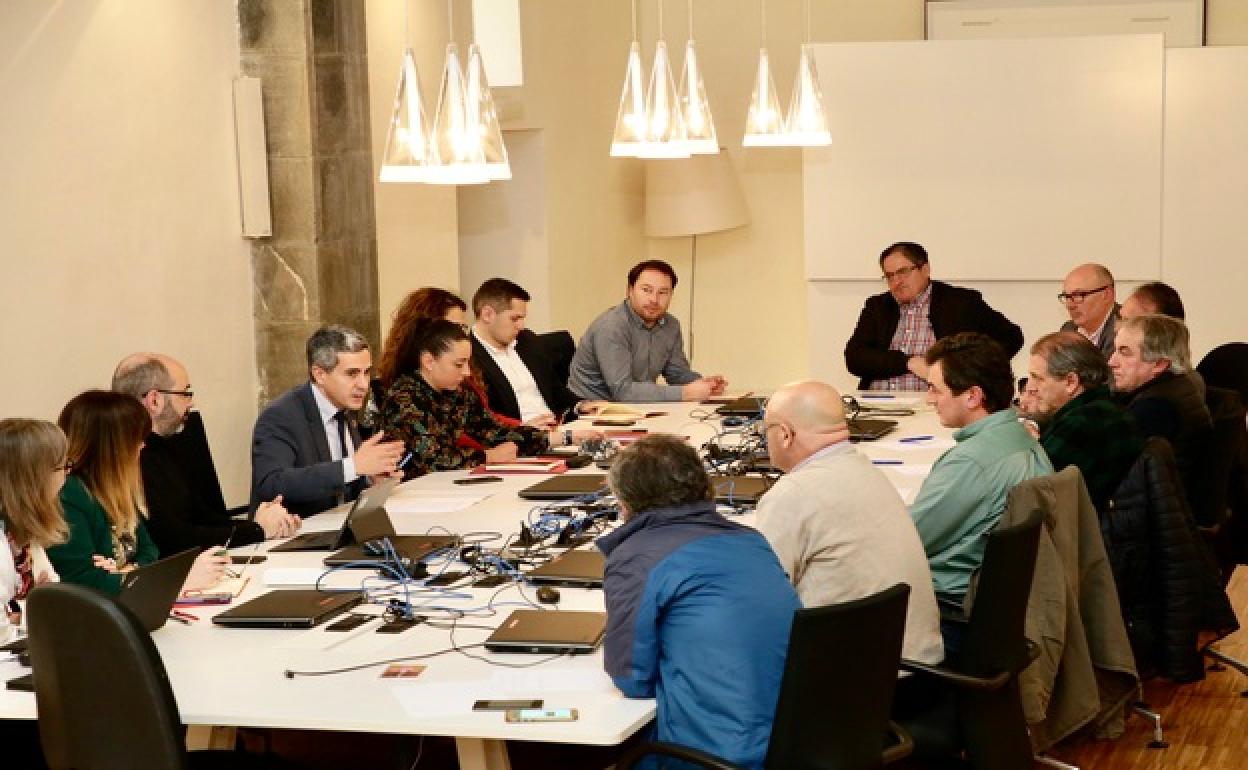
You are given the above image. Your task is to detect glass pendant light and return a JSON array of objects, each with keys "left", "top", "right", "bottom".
[
  {"left": 465, "top": 43, "right": 511, "bottom": 180},
  {"left": 784, "top": 2, "right": 831, "bottom": 146},
  {"left": 638, "top": 38, "right": 689, "bottom": 158},
  {"left": 742, "top": 0, "right": 786, "bottom": 147},
  {"left": 677, "top": 0, "right": 718, "bottom": 155},
  {"left": 426, "top": 41, "right": 488, "bottom": 184},
  {"left": 610, "top": 1, "right": 647, "bottom": 157},
  {"left": 379, "top": 2, "right": 432, "bottom": 182}
]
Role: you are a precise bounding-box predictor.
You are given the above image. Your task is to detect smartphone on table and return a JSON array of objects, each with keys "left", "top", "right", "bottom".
[{"left": 504, "top": 707, "right": 578, "bottom": 722}]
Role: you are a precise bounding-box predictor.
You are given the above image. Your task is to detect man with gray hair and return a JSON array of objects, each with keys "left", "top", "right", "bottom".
[
  {"left": 114, "top": 353, "right": 301, "bottom": 553},
  {"left": 1060, "top": 263, "right": 1120, "bottom": 358},
  {"left": 1024, "top": 333, "right": 1143, "bottom": 511},
  {"left": 251, "top": 325, "right": 405, "bottom": 518},
  {"left": 1109, "top": 315, "right": 1211, "bottom": 495}
]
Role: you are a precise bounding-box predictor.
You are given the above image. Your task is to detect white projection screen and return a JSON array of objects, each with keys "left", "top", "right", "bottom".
[{"left": 803, "top": 35, "right": 1164, "bottom": 282}]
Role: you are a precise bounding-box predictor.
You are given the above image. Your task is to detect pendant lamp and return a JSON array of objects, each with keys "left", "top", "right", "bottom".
[
  {"left": 638, "top": 38, "right": 689, "bottom": 158},
  {"left": 677, "top": 1, "right": 717, "bottom": 155},
  {"left": 742, "top": 0, "right": 786, "bottom": 147},
  {"left": 783, "top": 3, "right": 831, "bottom": 146},
  {"left": 610, "top": 1, "right": 647, "bottom": 157},
  {"left": 379, "top": 4, "right": 432, "bottom": 183},
  {"left": 426, "top": 42, "right": 489, "bottom": 184},
  {"left": 465, "top": 42, "right": 511, "bottom": 180}
]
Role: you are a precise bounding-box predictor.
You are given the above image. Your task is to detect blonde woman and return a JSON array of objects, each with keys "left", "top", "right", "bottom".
[
  {"left": 0, "top": 419, "right": 70, "bottom": 644},
  {"left": 46, "top": 391, "right": 225, "bottom": 595}
]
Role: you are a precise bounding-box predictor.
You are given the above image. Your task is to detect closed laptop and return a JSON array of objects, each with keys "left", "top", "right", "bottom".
[
  {"left": 710, "top": 475, "right": 774, "bottom": 505},
  {"left": 484, "top": 609, "right": 607, "bottom": 654},
  {"left": 526, "top": 549, "right": 605, "bottom": 588},
  {"left": 518, "top": 474, "right": 608, "bottom": 501},
  {"left": 847, "top": 418, "right": 898, "bottom": 442},
  {"left": 212, "top": 589, "right": 361, "bottom": 629},
  {"left": 715, "top": 396, "right": 768, "bottom": 417}
]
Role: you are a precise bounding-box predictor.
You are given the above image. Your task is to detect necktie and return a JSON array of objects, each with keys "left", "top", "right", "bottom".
[{"left": 334, "top": 411, "right": 350, "bottom": 505}]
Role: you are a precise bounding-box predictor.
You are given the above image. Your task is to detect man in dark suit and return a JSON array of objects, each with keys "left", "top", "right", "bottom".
[
  {"left": 469, "top": 278, "right": 602, "bottom": 425},
  {"left": 1059, "top": 263, "right": 1121, "bottom": 358},
  {"left": 844, "top": 242, "right": 1024, "bottom": 390},
  {"left": 113, "top": 353, "right": 301, "bottom": 555},
  {"left": 251, "top": 325, "right": 406, "bottom": 518}
]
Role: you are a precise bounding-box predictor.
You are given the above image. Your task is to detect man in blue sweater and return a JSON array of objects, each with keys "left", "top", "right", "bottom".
[{"left": 598, "top": 435, "right": 800, "bottom": 769}]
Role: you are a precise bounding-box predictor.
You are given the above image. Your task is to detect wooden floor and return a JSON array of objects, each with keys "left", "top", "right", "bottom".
[{"left": 1044, "top": 566, "right": 1248, "bottom": 770}]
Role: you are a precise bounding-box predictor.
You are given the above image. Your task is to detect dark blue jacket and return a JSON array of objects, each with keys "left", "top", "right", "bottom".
[{"left": 598, "top": 501, "right": 800, "bottom": 770}]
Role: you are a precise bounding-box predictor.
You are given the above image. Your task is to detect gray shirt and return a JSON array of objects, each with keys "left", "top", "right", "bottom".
[{"left": 567, "top": 301, "right": 701, "bottom": 402}]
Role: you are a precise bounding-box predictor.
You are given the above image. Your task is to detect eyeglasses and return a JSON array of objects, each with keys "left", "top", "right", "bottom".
[
  {"left": 52, "top": 460, "right": 73, "bottom": 473},
  {"left": 1057, "top": 285, "right": 1110, "bottom": 304},
  {"left": 156, "top": 388, "right": 194, "bottom": 399},
  {"left": 882, "top": 264, "right": 921, "bottom": 283}
]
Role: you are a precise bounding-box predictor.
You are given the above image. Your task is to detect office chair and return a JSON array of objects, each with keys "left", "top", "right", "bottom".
[
  {"left": 164, "top": 411, "right": 236, "bottom": 516},
  {"left": 26, "top": 583, "right": 279, "bottom": 770},
  {"left": 537, "top": 330, "right": 577, "bottom": 389},
  {"left": 1197, "top": 342, "right": 1248, "bottom": 407},
  {"left": 616, "top": 583, "right": 914, "bottom": 770},
  {"left": 897, "top": 510, "right": 1044, "bottom": 770}
]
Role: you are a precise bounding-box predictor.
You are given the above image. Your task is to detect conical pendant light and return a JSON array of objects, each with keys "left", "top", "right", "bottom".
[
  {"left": 785, "top": 44, "right": 831, "bottom": 146},
  {"left": 379, "top": 12, "right": 432, "bottom": 183},
  {"left": 677, "top": 1, "right": 717, "bottom": 155},
  {"left": 638, "top": 39, "right": 689, "bottom": 158},
  {"left": 610, "top": 1, "right": 647, "bottom": 157},
  {"left": 743, "top": 47, "right": 786, "bottom": 146},
  {"left": 426, "top": 42, "right": 488, "bottom": 184},
  {"left": 465, "top": 43, "right": 511, "bottom": 180}
]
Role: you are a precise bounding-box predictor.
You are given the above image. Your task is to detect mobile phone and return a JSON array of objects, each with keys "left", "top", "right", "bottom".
[
  {"left": 504, "top": 708, "right": 578, "bottom": 723},
  {"left": 425, "top": 570, "right": 467, "bottom": 587},
  {"left": 473, "top": 699, "right": 543, "bottom": 712},
  {"left": 376, "top": 616, "right": 424, "bottom": 634},
  {"left": 325, "top": 614, "right": 371, "bottom": 632},
  {"left": 473, "top": 574, "right": 511, "bottom": 588},
  {"left": 230, "top": 555, "right": 267, "bottom": 565},
  {"left": 455, "top": 476, "right": 503, "bottom": 485},
  {"left": 593, "top": 418, "right": 635, "bottom": 427}
]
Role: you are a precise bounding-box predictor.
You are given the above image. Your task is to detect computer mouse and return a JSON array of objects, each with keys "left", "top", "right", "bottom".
[
  {"left": 722, "top": 415, "right": 746, "bottom": 427},
  {"left": 535, "top": 586, "right": 561, "bottom": 604}
]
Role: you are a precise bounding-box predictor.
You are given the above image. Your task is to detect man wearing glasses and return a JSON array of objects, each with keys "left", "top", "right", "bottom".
[
  {"left": 1059, "top": 263, "right": 1120, "bottom": 358},
  {"left": 844, "top": 242, "right": 1024, "bottom": 391}
]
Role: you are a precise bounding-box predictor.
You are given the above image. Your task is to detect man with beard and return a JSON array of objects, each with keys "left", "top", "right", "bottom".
[
  {"left": 113, "top": 353, "right": 300, "bottom": 555},
  {"left": 1024, "top": 333, "right": 1143, "bottom": 512}
]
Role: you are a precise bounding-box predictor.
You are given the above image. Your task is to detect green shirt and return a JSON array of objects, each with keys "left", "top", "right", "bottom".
[
  {"left": 46, "top": 475, "right": 159, "bottom": 596},
  {"left": 910, "top": 409, "right": 1053, "bottom": 597}
]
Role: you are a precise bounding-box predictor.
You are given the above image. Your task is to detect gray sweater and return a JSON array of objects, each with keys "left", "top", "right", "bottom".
[{"left": 567, "top": 301, "right": 700, "bottom": 402}]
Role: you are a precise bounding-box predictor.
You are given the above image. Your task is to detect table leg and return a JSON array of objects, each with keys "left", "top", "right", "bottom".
[
  {"left": 185, "top": 724, "right": 237, "bottom": 751},
  {"left": 455, "top": 737, "right": 512, "bottom": 770}
]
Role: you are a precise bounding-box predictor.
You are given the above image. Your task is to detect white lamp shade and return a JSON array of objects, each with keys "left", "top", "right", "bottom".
[
  {"left": 638, "top": 41, "right": 689, "bottom": 159},
  {"left": 785, "top": 44, "right": 832, "bottom": 147},
  {"left": 678, "top": 40, "right": 718, "bottom": 155},
  {"left": 428, "top": 43, "right": 489, "bottom": 185},
  {"left": 644, "top": 151, "right": 749, "bottom": 237},
  {"left": 742, "top": 48, "right": 787, "bottom": 147},
  {"left": 379, "top": 48, "right": 432, "bottom": 183},
  {"left": 466, "top": 43, "right": 512, "bottom": 180},
  {"left": 610, "top": 41, "right": 647, "bottom": 157}
]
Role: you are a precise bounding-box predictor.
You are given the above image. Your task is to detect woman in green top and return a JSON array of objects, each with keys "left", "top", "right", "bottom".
[{"left": 47, "top": 390, "right": 226, "bottom": 595}]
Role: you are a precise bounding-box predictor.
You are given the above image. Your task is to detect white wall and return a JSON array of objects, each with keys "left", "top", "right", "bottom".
[{"left": 0, "top": 1, "right": 257, "bottom": 503}]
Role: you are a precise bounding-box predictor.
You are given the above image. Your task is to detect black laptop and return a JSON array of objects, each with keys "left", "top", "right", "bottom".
[
  {"left": 847, "top": 418, "right": 898, "bottom": 442},
  {"left": 526, "top": 549, "right": 605, "bottom": 588},
  {"left": 518, "top": 474, "right": 609, "bottom": 501},
  {"left": 322, "top": 486, "right": 458, "bottom": 567},
  {"left": 211, "top": 589, "right": 362, "bottom": 629},
  {"left": 484, "top": 609, "right": 607, "bottom": 654},
  {"left": 117, "top": 548, "right": 201, "bottom": 631},
  {"left": 710, "top": 475, "right": 774, "bottom": 505},
  {"left": 271, "top": 477, "right": 401, "bottom": 553},
  {"left": 715, "top": 396, "right": 768, "bottom": 417}
]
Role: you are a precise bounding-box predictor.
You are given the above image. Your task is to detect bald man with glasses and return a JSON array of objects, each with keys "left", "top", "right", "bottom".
[{"left": 1059, "top": 263, "right": 1120, "bottom": 358}]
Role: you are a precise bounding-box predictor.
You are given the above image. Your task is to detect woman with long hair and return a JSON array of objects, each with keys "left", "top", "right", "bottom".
[
  {"left": 46, "top": 390, "right": 226, "bottom": 595},
  {"left": 377, "top": 288, "right": 469, "bottom": 390},
  {"left": 0, "top": 418, "right": 70, "bottom": 643}
]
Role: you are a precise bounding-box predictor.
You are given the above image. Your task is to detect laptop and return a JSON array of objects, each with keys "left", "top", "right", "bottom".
[
  {"left": 322, "top": 486, "right": 458, "bottom": 566},
  {"left": 518, "top": 474, "right": 608, "bottom": 501},
  {"left": 211, "top": 589, "right": 362, "bottom": 629},
  {"left": 526, "top": 549, "right": 605, "bottom": 588},
  {"left": 117, "top": 548, "right": 201, "bottom": 631},
  {"left": 484, "top": 609, "right": 607, "bottom": 654},
  {"left": 270, "top": 477, "right": 401, "bottom": 553},
  {"left": 711, "top": 475, "right": 774, "bottom": 505},
  {"left": 847, "top": 418, "right": 898, "bottom": 442},
  {"left": 715, "top": 396, "right": 768, "bottom": 417}
]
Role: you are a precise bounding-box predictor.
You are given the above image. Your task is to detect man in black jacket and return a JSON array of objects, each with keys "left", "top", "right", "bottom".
[
  {"left": 470, "top": 278, "right": 601, "bottom": 425},
  {"left": 844, "top": 242, "right": 1024, "bottom": 391},
  {"left": 112, "top": 353, "right": 301, "bottom": 555}
]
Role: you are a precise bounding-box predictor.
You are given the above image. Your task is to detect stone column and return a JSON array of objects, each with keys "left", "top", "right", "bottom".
[{"left": 239, "top": 0, "right": 380, "bottom": 406}]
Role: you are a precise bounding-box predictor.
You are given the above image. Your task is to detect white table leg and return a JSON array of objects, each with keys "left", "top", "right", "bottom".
[{"left": 455, "top": 736, "right": 512, "bottom": 770}]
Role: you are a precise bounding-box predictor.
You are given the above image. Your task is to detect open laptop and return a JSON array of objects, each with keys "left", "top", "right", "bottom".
[
  {"left": 518, "top": 474, "right": 608, "bottom": 501},
  {"left": 710, "top": 475, "right": 774, "bottom": 505},
  {"left": 484, "top": 609, "right": 607, "bottom": 654},
  {"left": 526, "top": 549, "right": 605, "bottom": 588},
  {"left": 117, "top": 548, "right": 201, "bottom": 631},
  {"left": 211, "top": 589, "right": 362, "bottom": 629},
  {"left": 322, "top": 488, "right": 458, "bottom": 567},
  {"left": 847, "top": 418, "right": 898, "bottom": 442},
  {"left": 715, "top": 395, "right": 768, "bottom": 418},
  {"left": 270, "top": 477, "right": 401, "bottom": 553}
]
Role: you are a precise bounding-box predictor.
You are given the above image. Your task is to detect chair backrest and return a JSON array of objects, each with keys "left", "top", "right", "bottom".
[
  {"left": 28, "top": 582, "right": 189, "bottom": 770},
  {"left": 764, "top": 583, "right": 910, "bottom": 770},
  {"left": 537, "top": 330, "right": 577, "bottom": 388},
  {"left": 1189, "top": 386, "right": 1247, "bottom": 529},
  {"left": 1198, "top": 342, "right": 1248, "bottom": 407},
  {"left": 163, "top": 410, "right": 229, "bottom": 514},
  {"left": 960, "top": 509, "right": 1044, "bottom": 678}
]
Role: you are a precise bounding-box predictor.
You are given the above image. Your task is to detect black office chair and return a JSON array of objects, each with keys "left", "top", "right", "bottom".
[
  {"left": 538, "top": 330, "right": 577, "bottom": 389},
  {"left": 616, "top": 583, "right": 914, "bottom": 770},
  {"left": 896, "top": 510, "right": 1044, "bottom": 770},
  {"left": 1198, "top": 342, "right": 1248, "bottom": 406},
  {"left": 165, "top": 411, "right": 238, "bottom": 515},
  {"left": 27, "top": 583, "right": 280, "bottom": 770}
]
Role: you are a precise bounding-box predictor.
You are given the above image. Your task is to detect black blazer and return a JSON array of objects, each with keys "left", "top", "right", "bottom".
[
  {"left": 843, "top": 280, "right": 1024, "bottom": 390},
  {"left": 470, "top": 329, "right": 581, "bottom": 422},
  {"left": 250, "top": 382, "right": 365, "bottom": 518}
]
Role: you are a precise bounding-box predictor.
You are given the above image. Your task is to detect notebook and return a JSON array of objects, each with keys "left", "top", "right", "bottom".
[
  {"left": 211, "top": 589, "right": 362, "bottom": 629},
  {"left": 518, "top": 474, "right": 608, "bottom": 501},
  {"left": 715, "top": 396, "right": 768, "bottom": 417},
  {"left": 116, "top": 548, "right": 201, "bottom": 631},
  {"left": 270, "top": 477, "right": 401, "bottom": 553},
  {"left": 484, "top": 609, "right": 607, "bottom": 654},
  {"left": 526, "top": 549, "right": 605, "bottom": 588},
  {"left": 710, "top": 475, "right": 774, "bottom": 505},
  {"left": 848, "top": 418, "right": 899, "bottom": 442}
]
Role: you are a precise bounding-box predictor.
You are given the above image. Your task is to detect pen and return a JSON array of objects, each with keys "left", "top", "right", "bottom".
[
  {"left": 862, "top": 394, "right": 895, "bottom": 399},
  {"left": 899, "top": 435, "right": 933, "bottom": 443},
  {"left": 397, "top": 451, "right": 413, "bottom": 470},
  {"left": 871, "top": 459, "right": 904, "bottom": 465},
  {"left": 168, "top": 609, "right": 199, "bottom": 624}
]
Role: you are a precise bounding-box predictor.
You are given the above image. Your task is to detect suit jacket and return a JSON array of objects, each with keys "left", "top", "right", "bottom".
[
  {"left": 250, "top": 382, "right": 365, "bottom": 518},
  {"left": 844, "top": 281, "right": 1024, "bottom": 390},
  {"left": 470, "top": 329, "right": 580, "bottom": 422},
  {"left": 142, "top": 412, "right": 264, "bottom": 556},
  {"left": 1060, "top": 303, "right": 1121, "bottom": 359}
]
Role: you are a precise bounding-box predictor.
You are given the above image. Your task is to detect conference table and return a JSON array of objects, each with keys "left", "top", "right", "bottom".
[{"left": 0, "top": 394, "right": 951, "bottom": 770}]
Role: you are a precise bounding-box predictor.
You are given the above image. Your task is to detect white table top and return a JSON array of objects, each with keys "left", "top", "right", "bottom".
[{"left": 0, "top": 396, "right": 951, "bottom": 751}]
